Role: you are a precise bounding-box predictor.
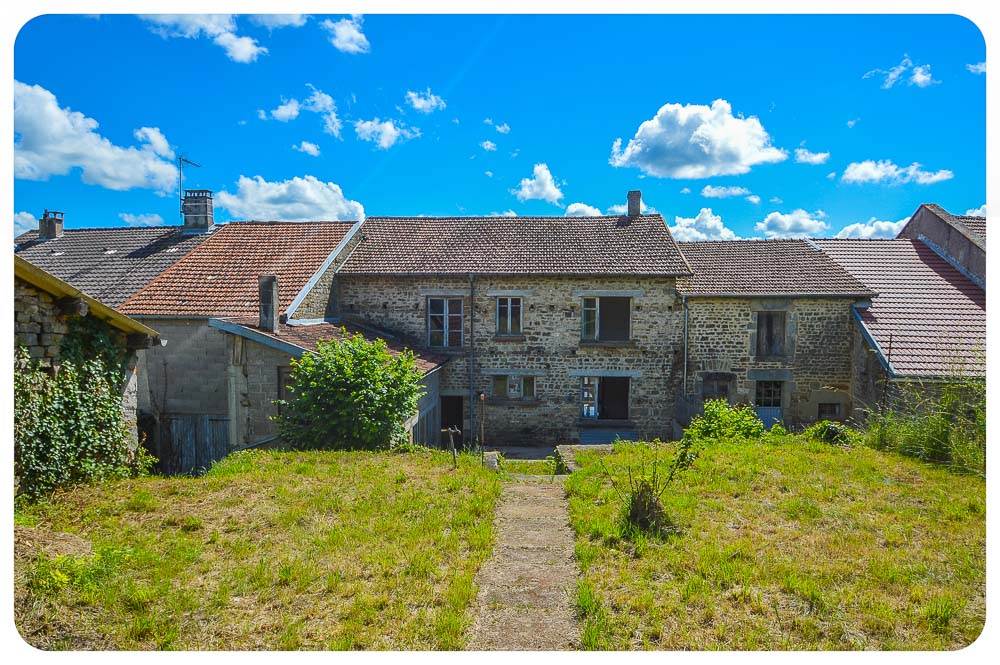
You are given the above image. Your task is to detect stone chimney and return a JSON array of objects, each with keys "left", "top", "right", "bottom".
[
  {"left": 627, "top": 190, "right": 642, "bottom": 217},
  {"left": 182, "top": 189, "right": 214, "bottom": 232},
  {"left": 39, "top": 210, "right": 64, "bottom": 240},
  {"left": 258, "top": 275, "right": 279, "bottom": 333}
]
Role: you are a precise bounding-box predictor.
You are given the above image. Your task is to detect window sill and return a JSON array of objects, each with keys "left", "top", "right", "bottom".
[
  {"left": 579, "top": 339, "right": 637, "bottom": 348},
  {"left": 493, "top": 335, "right": 527, "bottom": 343},
  {"left": 487, "top": 398, "right": 541, "bottom": 407},
  {"left": 577, "top": 418, "right": 637, "bottom": 428}
]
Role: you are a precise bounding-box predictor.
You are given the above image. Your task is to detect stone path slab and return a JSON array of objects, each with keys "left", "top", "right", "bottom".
[{"left": 466, "top": 478, "right": 580, "bottom": 650}]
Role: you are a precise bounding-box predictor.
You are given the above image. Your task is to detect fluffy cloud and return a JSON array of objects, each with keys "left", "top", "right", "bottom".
[
  {"left": 14, "top": 211, "right": 35, "bottom": 237},
  {"left": 794, "top": 148, "right": 830, "bottom": 165},
  {"left": 835, "top": 216, "right": 908, "bottom": 239},
  {"left": 565, "top": 202, "right": 603, "bottom": 217},
  {"left": 826, "top": 171, "right": 837, "bottom": 180},
  {"left": 680, "top": 187, "right": 691, "bottom": 194},
  {"left": 746, "top": 195, "right": 761, "bottom": 204},
  {"left": 967, "top": 62, "right": 986, "bottom": 74},
  {"left": 512, "top": 163, "right": 563, "bottom": 205},
  {"left": 354, "top": 118, "right": 419, "bottom": 149},
  {"left": 607, "top": 200, "right": 657, "bottom": 215},
  {"left": 303, "top": 84, "right": 342, "bottom": 137},
  {"left": 484, "top": 170, "right": 494, "bottom": 178},
  {"left": 864, "top": 54, "right": 939, "bottom": 89},
  {"left": 119, "top": 213, "right": 165, "bottom": 227},
  {"left": 216, "top": 175, "right": 364, "bottom": 221},
  {"left": 966, "top": 204, "right": 986, "bottom": 217},
  {"left": 293, "top": 141, "right": 320, "bottom": 156},
  {"left": 669, "top": 208, "right": 739, "bottom": 241},
  {"left": 269, "top": 98, "right": 300, "bottom": 121},
  {"left": 841, "top": 159, "right": 953, "bottom": 185},
  {"left": 139, "top": 14, "right": 267, "bottom": 63},
  {"left": 754, "top": 209, "right": 829, "bottom": 238},
  {"left": 701, "top": 185, "right": 750, "bottom": 198},
  {"left": 846, "top": 118, "right": 860, "bottom": 128},
  {"left": 14, "top": 80, "right": 177, "bottom": 192},
  {"left": 495, "top": 123, "right": 511, "bottom": 134},
  {"left": 480, "top": 140, "right": 497, "bottom": 151},
  {"left": 405, "top": 88, "right": 446, "bottom": 113},
  {"left": 609, "top": 99, "right": 787, "bottom": 178},
  {"left": 769, "top": 196, "right": 783, "bottom": 204},
  {"left": 322, "top": 15, "right": 370, "bottom": 54},
  {"left": 248, "top": 15, "right": 309, "bottom": 30}
]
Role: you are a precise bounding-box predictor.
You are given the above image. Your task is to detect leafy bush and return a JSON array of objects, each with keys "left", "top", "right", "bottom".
[
  {"left": 802, "top": 420, "right": 860, "bottom": 447},
  {"left": 685, "top": 399, "right": 765, "bottom": 441},
  {"left": 274, "top": 330, "right": 424, "bottom": 450},
  {"left": 14, "top": 346, "right": 153, "bottom": 501}
]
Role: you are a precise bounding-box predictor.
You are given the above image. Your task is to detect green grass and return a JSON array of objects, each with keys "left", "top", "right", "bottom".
[
  {"left": 565, "top": 438, "right": 985, "bottom": 650},
  {"left": 501, "top": 458, "right": 559, "bottom": 476},
  {"left": 15, "top": 449, "right": 501, "bottom": 650}
]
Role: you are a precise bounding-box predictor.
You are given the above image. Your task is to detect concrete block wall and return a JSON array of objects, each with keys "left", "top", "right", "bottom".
[{"left": 899, "top": 207, "right": 985, "bottom": 285}]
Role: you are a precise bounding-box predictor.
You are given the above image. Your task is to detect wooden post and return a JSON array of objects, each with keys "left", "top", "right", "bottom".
[{"left": 442, "top": 427, "right": 459, "bottom": 469}]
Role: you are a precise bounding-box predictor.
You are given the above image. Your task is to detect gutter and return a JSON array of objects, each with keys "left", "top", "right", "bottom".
[
  {"left": 679, "top": 291, "right": 876, "bottom": 299},
  {"left": 468, "top": 272, "right": 476, "bottom": 444}
]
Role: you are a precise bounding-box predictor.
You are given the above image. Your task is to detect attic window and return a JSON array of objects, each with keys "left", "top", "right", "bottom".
[{"left": 756, "top": 311, "right": 786, "bottom": 357}]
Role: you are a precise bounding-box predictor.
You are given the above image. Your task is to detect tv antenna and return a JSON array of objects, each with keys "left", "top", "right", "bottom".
[{"left": 177, "top": 154, "right": 202, "bottom": 219}]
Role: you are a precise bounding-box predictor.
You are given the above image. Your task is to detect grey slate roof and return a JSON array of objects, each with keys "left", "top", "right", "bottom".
[
  {"left": 676, "top": 239, "right": 874, "bottom": 297},
  {"left": 337, "top": 214, "right": 693, "bottom": 275},
  {"left": 14, "top": 227, "right": 209, "bottom": 308}
]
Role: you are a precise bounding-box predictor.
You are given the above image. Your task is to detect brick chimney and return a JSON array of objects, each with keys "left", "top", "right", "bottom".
[
  {"left": 182, "top": 189, "right": 214, "bottom": 232},
  {"left": 258, "top": 275, "right": 279, "bottom": 333},
  {"left": 39, "top": 210, "right": 64, "bottom": 240},
  {"left": 627, "top": 190, "right": 642, "bottom": 217}
]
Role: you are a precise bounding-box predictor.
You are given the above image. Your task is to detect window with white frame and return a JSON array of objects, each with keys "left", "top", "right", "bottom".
[
  {"left": 496, "top": 297, "right": 523, "bottom": 336},
  {"left": 428, "top": 297, "right": 464, "bottom": 348},
  {"left": 581, "top": 296, "right": 631, "bottom": 341},
  {"left": 491, "top": 375, "right": 536, "bottom": 400}
]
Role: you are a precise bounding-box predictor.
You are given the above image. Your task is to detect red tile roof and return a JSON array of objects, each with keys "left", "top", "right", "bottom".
[
  {"left": 676, "top": 239, "right": 874, "bottom": 297},
  {"left": 218, "top": 317, "right": 448, "bottom": 375},
  {"left": 120, "top": 221, "right": 355, "bottom": 317},
  {"left": 814, "top": 238, "right": 985, "bottom": 378},
  {"left": 337, "top": 214, "right": 692, "bottom": 275}
]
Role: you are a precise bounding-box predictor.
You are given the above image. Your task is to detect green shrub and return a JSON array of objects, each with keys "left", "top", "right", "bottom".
[
  {"left": 685, "top": 399, "right": 765, "bottom": 441},
  {"left": 14, "top": 346, "right": 153, "bottom": 501},
  {"left": 802, "top": 420, "right": 860, "bottom": 447},
  {"left": 274, "top": 330, "right": 424, "bottom": 450}
]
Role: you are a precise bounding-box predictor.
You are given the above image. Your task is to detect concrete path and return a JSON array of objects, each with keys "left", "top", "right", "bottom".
[{"left": 466, "top": 477, "right": 581, "bottom": 650}]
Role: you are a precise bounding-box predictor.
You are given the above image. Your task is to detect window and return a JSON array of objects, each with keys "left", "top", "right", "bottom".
[
  {"left": 581, "top": 296, "right": 631, "bottom": 341},
  {"left": 755, "top": 381, "right": 782, "bottom": 408},
  {"left": 756, "top": 311, "right": 787, "bottom": 357},
  {"left": 491, "top": 375, "right": 536, "bottom": 400},
  {"left": 818, "top": 402, "right": 842, "bottom": 421},
  {"left": 496, "top": 297, "right": 523, "bottom": 336},
  {"left": 702, "top": 373, "right": 732, "bottom": 400},
  {"left": 580, "top": 376, "right": 630, "bottom": 420},
  {"left": 428, "top": 297, "right": 463, "bottom": 347},
  {"left": 581, "top": 377, "right": 598, "bottom": 418}
]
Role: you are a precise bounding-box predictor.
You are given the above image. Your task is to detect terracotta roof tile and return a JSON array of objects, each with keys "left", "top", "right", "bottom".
[
  {"left": 338, "top": 214, "right": 692, "bottom": 275},
  {"left": 14, "top": 226, "right": 208, "bottom": 307},
  {"left": 119, "top": 221, "right": 355, "bottom": 317},
  {"left": 814, "top": 238, "right": 985, "bottom": 378},
  {"left": 221, "top": 317, "right": 448, "bottom": 375},
  {"left": 676, "top": 239, "right": 874, "bottom": 297}
]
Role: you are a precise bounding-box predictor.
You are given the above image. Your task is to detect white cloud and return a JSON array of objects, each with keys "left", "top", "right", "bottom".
[
  {"left": 510, "top": 148, "right": 520, "bottom": 158},
  {"left": 846, "top": 118, "right": 860, "bottom": 128},
  {"left": 669, "top": 208, "right": 739, "bottom": 241},
  {"left": 607, "top": 200, "right": 657, "bottom": 215},
  {"left": 769, "top": 196, "right": 783, "bottom": 204},
  {"left": 609, "top": 99, "right": 787, "bottom": 178},
  {"left": 139, "top": 14, "right": 267, "bottom": 63},
  {"left": 841, "top": 159, "right": 953, "bottom": 185},
  {"left": 14, "top": 80, "right": 176, "bottom": 192},
  {"left": 680, "top": 187, "right": 691, "bottom": 194},
  {"left": 405, "top": 88, "right": 446, "bottom": 113},
  {"left": 512, "top": 163, "right": 563, "bottom": 205},
  {"left": 484, "top": 118, "right": 493, "bottom": 125},
  {"left": 565, "top": 202, "right": 603, "bottom": 217},
  {"left": 701, "top": 185, "right": 750, "bottom": 198},
  {"left": 248, "top": 15, "right": 309, "bottom": 30},
  {"left": 303, "top": 84, "right": 341, "bottom": 137},
  {"left": 354, "top": 118, "right": 419, "bottom": 149},
  {"left": 965, "top": 204, "right": 986, "bottom": 217},
  {"left": 755, "top": 209, "right": 829, "bottom": 238},
  {"left": 321, "top": 15, "right": 370, "bottom": 54},
  {"left": 967, "top": 62, "right": 986, "bottom": 74},
  {"left": 794, "top": 147, "right": 830, "bottom": 165},
  {"left": 480, "top": 140, "right": 497, "bottom": 151},
  {"left": 495, "top": 123, "right": 511, "bottom": 134},
  {"left": 118, "top": 212, "right": 165, "bottom": 227},
  {"left": 14, "top": 211, "right": 35, "bottom": 237},
  {"left": 864, "top": 54, "right": 939, "bottom": 89},
  {"left": 835, "top": 216, "right": 908, "bottom": 239},
  {"left": 826, "top": 171, "right": 837, "bottom": 180},
  {"left": 293, "top": 141, "right": 320, "bottom": 156},
  {"left": 216, "top": 175, "right": 364, "bottom": 221},
  {"left": 484, "top": 170, "right": 493, "bottom": 178},
  {"left": 269, "top": 98, "right": 300, "bottom": 121},
  {"left": 499, "top": 210, "right": 518, "bottom": 217},
  {"left": 746, "top": 195, "right": 761, "bottom": 204}
]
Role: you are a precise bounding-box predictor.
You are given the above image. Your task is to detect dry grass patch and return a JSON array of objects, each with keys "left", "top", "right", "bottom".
[
  {"left": 566, "top": 438, "right": 985, "bottom": 650},
  {"left": 15, "top": 449, "right": 500, "bottom": 650}
]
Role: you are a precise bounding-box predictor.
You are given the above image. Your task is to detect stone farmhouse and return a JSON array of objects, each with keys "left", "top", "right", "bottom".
[{"left": 13, "top": 192, "right": 986, "bottom": 471}]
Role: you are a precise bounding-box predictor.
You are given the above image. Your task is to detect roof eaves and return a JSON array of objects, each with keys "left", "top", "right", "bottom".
[
  {"left": 851, "top": 308, "right": 896, "bottom": 379},
  {"left": 208, "top": 318, "right": 307, "bottom": 358},
  {"left": 678, "top": 291, "right": 875, "bottom": 299}
]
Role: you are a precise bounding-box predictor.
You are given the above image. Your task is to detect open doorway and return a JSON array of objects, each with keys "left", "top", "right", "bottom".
[
  {"left": 581, "top": 376, "right": 630, "bottom": 420},
  {"left": 440, "top": 395, "right": 464, "bottom": 447}
]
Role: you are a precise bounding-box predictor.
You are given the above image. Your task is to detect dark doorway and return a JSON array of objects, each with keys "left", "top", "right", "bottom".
[
  {"left": 440, "top": 396, "right": 464, "bottom": 447},
  {"left": 598, "top": 377, "right": 630, "bottom": 420}
]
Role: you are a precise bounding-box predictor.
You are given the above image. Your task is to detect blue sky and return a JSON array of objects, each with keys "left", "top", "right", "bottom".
[{"left": 13, "top": 13, "right": 986, "bottom": 239}]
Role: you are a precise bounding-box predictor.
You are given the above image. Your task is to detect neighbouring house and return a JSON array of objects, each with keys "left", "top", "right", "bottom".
[
  {"left": 14, "top": 255, "right": 161, "bottom": 444},
  {"left": 814, "top": 236, "right": 986, "bottom": 417},
  {"left": 116, "top": 200, "right": 358, "bottom": 473},
  {"left": 897, "top": 203, "right": 985, "bottom": 288}
]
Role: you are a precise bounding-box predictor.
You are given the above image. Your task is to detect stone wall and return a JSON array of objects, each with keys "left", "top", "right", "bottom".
[
  {"left": 682, "top": 297, "right": 857, "bottom": 428},
  {"left": 328, "top": 274, "right": 684, "bottom": 445}
]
